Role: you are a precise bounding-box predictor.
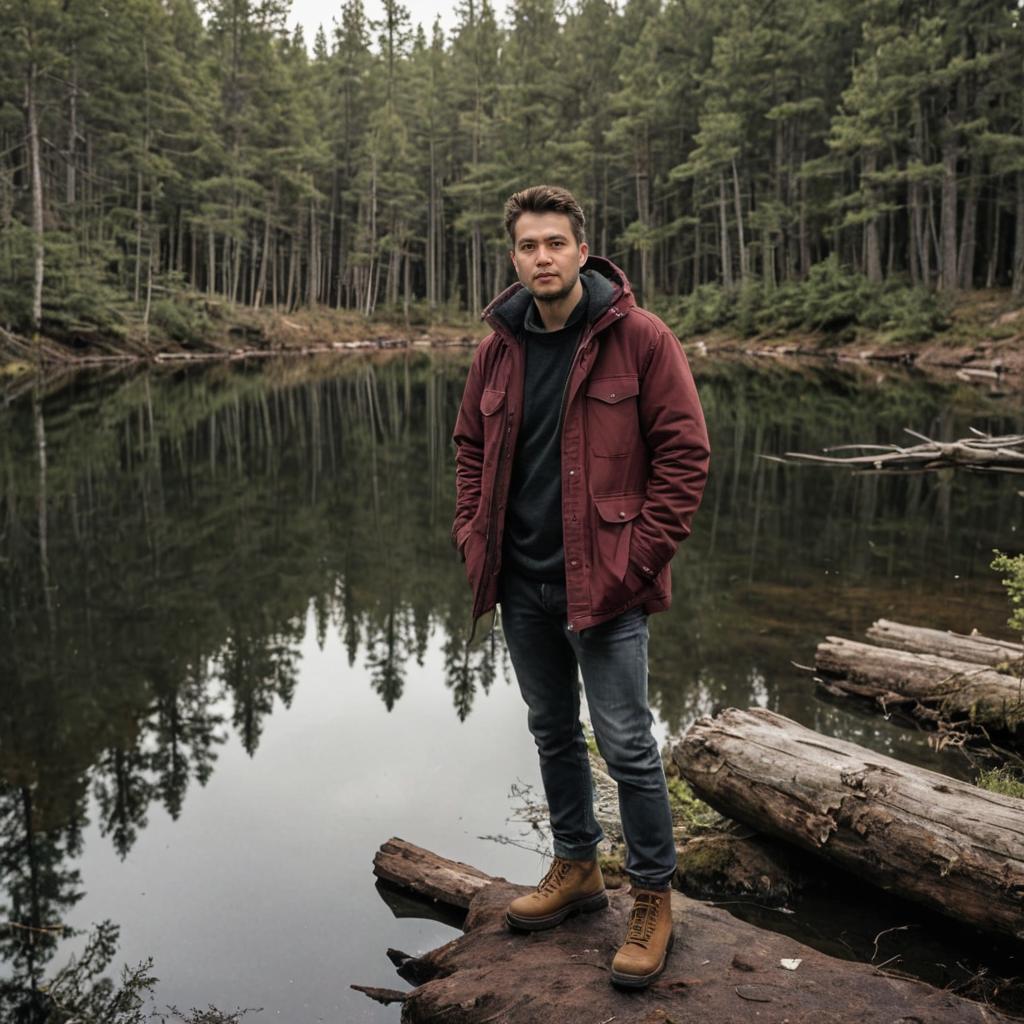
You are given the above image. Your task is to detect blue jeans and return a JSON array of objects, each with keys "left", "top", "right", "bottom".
[{"left": 499, "top": 569, "right": 676, "bottom": 890}]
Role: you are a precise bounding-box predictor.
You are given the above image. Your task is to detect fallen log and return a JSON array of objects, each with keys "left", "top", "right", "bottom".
[
  {"left": 673, "top": 708, "right": 1024, "bottom": 941},
  {"left": 816, "top": 635, "right": 1024, "bottom": 735},
  {"left": 866, "top": 619, "right": 1024, "bottom": 671},
  {"left": 360, "top": 837, "right": 1017, "bottom": 1023},
  {"left": 372, "top": 837, "right": 496, "bottom": 911}
]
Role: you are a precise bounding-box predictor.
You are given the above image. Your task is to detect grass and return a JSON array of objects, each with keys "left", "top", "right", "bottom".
[{"left": 976, "top": 765, "right": 1024, "bottom": 799}]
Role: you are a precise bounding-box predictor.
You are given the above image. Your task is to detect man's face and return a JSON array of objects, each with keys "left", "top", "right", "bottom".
[{"left": 510, "top": 212, "right": 588, "bottom": 302}]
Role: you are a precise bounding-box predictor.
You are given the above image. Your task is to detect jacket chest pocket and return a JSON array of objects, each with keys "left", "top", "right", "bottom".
[
  {"left": 585, "top": 375, "right": 639, "bottom": 458},
  {"left": 480, "top": 387, "right": 507, "bottom": 463}
]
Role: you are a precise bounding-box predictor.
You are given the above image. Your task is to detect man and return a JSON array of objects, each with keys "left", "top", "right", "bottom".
[{"left": 451, "top": 185, "right": 709, "bottom": 988}]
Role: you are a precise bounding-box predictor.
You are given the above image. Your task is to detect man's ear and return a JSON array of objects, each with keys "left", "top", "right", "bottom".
[{"left": 578, "top": 241, "right": 589, "bottom": 266}]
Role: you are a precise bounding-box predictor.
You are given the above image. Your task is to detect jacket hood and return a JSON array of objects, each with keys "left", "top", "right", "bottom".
[{"left": 483, "top": 255, "right": 635, "bottom": 341}]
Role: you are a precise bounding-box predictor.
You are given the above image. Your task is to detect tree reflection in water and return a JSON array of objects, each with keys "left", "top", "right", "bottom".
[{"left": 0, "top": 354, "right": 1021, "bottom": 1016}]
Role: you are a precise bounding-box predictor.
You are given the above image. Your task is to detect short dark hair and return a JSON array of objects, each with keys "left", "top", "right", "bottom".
[{"left": 504, "top": 185, "right": 586, "bottom": 246}]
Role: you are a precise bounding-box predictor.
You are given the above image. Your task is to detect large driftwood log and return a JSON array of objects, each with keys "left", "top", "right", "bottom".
[
  {"left": 866, "top": 619, "right": 1024, "bottom": 671},
  {"left": 816, "top": 636, "right": 1024, "bottom": 735},
  {"left": 673, "top": 708, "right": 1024, "bottom": 941},
  {"left": 359, "top": 838, "right": 1017, "bottom": 1024}
]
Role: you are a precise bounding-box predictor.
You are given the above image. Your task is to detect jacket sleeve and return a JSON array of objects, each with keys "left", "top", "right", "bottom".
[
  {"left": 451, "top": 341, "right": 489, "bottom": 552},
  {"left": 628, "top": 325, "right": 710, "bottom": 583}
]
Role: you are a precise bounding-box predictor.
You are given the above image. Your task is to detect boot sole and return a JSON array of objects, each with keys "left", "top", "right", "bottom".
[
  {"left": 505, "top": 890, "right": 609, "bottom": 932},
  {"left": 610, "top": 930, "right": 675, "bottom": 989}
]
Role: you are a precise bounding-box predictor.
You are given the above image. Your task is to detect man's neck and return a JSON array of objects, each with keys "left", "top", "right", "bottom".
[{"left": 533, "top": 277, "right": 584, "bottom": 332}]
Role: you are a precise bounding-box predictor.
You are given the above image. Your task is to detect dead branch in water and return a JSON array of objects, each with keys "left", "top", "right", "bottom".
[{"left": 771, "top": 428, "right": 1024, "bottom": 474}]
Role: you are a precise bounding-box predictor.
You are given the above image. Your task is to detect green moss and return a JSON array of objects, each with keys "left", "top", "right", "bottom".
[
  {"left": 976, "top": 765, "right": 1024, "bottom": 799},
  {"left": 597, "top": 850, "right": 626, "bottom": 887},
  {"left": 667, "top": 776, "right": 719, "bottom": 833},
  {"left": 677, "top": 836, "right": 735, "bottom": 877}
]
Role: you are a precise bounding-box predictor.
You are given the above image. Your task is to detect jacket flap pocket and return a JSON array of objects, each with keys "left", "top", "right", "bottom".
[
  {"left": 594, "top": 493, "right": 645, "bottom": 524},
  {"left": 586, "top": 375, "right": 639, "bottom": 405},
  {"left": 480, "top": 388, "right": 506, "bottom": 416}
]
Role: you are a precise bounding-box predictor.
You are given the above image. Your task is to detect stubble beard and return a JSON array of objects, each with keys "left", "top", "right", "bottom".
[{"left": 530, "top": 269, "right": 580, "bottom": 304}]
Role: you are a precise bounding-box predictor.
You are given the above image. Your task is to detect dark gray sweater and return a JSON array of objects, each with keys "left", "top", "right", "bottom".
[{"left": 503, "top": 284, "right": 589, "bottom": 581}]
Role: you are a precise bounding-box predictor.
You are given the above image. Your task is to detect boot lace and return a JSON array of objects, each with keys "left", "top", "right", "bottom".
[
  {"left": 624, "top": 892, "right": 663, "bottom": 948},
  {"left": 536, "top": 857, "right": 573, "bottom": 895}
]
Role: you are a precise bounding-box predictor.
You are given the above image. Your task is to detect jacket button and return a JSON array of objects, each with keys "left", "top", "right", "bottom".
[
  {"left": 570, "top": 559, "right": 579, "bottom": 568},
  {"left": 618, "top": 511, "right": 625, "bottom": 518},
  {"left": 568, "top": 622, "right": 574, "bottom": 631},
  {"left": 610, "top": 393, "right": 616, "bottom": 399},
  {"left": 569, "top": 469, "right": 575, "bottom": 476}
]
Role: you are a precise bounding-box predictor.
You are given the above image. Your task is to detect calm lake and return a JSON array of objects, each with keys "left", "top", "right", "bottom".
[{"left": 1, "top": 353, "right": 1022, "bottom": 1022}]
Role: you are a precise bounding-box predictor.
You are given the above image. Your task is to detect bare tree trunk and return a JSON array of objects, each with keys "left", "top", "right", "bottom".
[
  {"left": 635, "top": 140, "right": 651, "bottom": 301},
  {"left": 1013, "top": 170, "right": 1024, "bottom": 298},
  {"left": 908, "top": 178, "right": 921, "bottom": 286},
  {"left": 134, "top": 171, "right": 144, "bottom": 303},
  {"left": 66, "top": 52, "right": 77, "bottom": 207},
  {"left": 691, "top": 205, "right": 701, "bottom": 293},
  {"left": 308, "top": 198, "right": 318, "bottom": 306},
  {"left": 926, "top": 180, "right": 939, "bottom": 286},
  {"left": 207, "top": 230, "right": 216, "bottom": 297},
  {"left": 286, "top": 233, "right": 297, "bottom": 311},
  {"left": 365, "top": 157, "right": 378, "bottom": 317},
  {"left": 427, "top": 141, "right": 437, "bottom": 307},
  {"left": 731, "top": 157, "right": 748, "bottom": 284},
  {"left": 940, "top": 119, "right": 959, "bottom": 291},
  {"left": 798, "top": 135, "right": 810, "bottom": 279},
  {"left": 470, "top": 222, "right": 482, "bottom": 318},
  {"left": 26, "top": 60, "right": 44, "bottom": 333},
  {"left": 957, "top": 168, "right": 977, "bottom": 289},
  {"left": 718, "top": 172, "right": 732, "bottom": 289},
  {"left": 864, "top": 151, "right": 882, "bottom": 285},
  {"left": 254, "top": 200, "right": 271, "bottom": 309},
  {"left": 986, "top": 188, "right": 1001, "bottom": 288}
]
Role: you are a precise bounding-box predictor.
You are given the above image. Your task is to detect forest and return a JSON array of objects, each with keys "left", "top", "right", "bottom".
[{"left": 1, "top": 0, "right": 1023, "bottom": 347}]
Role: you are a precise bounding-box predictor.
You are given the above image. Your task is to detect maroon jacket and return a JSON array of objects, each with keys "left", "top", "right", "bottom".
[{"left": 452, "top": 256, "right": 710, "bottom": 634}]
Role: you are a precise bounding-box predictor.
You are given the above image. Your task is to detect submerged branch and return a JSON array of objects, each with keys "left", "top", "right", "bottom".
[{"left": 773, "top": 429, "right": 1024, "bottom": 474}]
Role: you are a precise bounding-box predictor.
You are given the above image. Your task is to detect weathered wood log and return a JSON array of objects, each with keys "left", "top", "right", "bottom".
[
  {"left": 866, "top": 619, "right": 1024, "bottom": 670},
  {"left": 372, "top": 837, "right": 496, "bottom": 910},
  {"left": 361, "top": 839, "right": 1017, "bottom": 1023},
  {"left": 816, "top": 635, "right": 1024, "bottom": 734},
  {"left": 673, "top": 708, "right": 1024, "bottom": 941}
]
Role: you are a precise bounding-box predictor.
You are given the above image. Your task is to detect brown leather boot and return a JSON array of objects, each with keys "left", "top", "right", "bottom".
[
  {"left": 505, "top": 856, "right": 608, "bottom": 931},
  {"left": 610, "top": 887, "right": 674, "bottom": 988}
]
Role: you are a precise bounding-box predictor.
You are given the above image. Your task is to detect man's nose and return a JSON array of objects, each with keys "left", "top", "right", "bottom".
[{"left": 537, "top": 247, "right": 552, "bottom": 264}]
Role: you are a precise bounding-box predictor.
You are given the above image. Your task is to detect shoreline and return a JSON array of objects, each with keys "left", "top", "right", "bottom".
[{"left": 3, "top": 293, "right": 1022, "bottom": 387}]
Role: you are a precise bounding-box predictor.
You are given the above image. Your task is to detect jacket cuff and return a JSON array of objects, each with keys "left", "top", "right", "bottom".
[{"left": 628, "top": 538, "right": 660, "bottom": 585}]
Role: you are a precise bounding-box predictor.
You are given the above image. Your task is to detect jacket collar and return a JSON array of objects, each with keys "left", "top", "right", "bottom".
[{"left": 482, "top": 255, "right": 635, "bottom": 343}]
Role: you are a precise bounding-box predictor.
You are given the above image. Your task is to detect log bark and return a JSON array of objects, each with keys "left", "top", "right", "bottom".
[
  {"left": 866, "top": 619, "right": 1024, "bottom": 671},
  {"left": 816, "top": 636, "right": 1024, "bottom": 735},
  {"left": 673, "top": 708, "right": 1024, "bottom": 941},
  {"left": 372, "top": 837, "right": 495, "bottom": 911},
  {"left": 363, "top": 837, "right": 1017, "bottom": 1023}
]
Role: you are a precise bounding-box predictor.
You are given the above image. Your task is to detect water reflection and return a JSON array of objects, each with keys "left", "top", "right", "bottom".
[{"left": 0, "top": 354, "right": 1022, "bottom": 1016}]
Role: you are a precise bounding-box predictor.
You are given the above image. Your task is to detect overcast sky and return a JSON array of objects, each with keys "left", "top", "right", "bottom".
[{"left": 287, "top": 0, "right": 496, "bottom": 42}]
